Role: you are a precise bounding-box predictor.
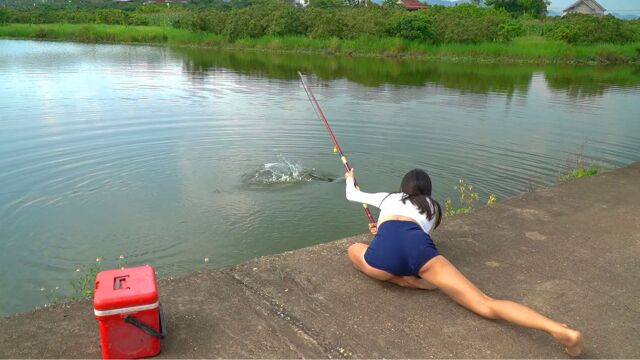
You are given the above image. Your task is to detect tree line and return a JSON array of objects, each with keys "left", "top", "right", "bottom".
[{"left": 1, "top": 0, "right": 638, "bottom": 45}]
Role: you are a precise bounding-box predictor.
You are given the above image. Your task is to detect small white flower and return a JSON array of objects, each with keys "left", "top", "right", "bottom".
[
  {"left": 119, "top": 255, "right": 124, "bottom": 259},
  {"left": 55, "top": 286, "right": 59, "bottom": 290},
  {"left": 40, "top": 287, "right": 45, "bottom": 291},
  {"left": 96, "top": 257, "right": 101, "bottom": 262},
  {"left": 204, "top": 257, "right": 209, "bottom": 262},
  {"left": 75, "top": 268, "right": 80, "bottom": 272}
]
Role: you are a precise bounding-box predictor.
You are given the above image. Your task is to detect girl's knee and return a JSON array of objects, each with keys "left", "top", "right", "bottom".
[
  {"left": 347, "top": 243, "right": 359, "bottom": 259},
  {"left": 347, "top": 243, "right": 366, "bottom": 265},
  {"left": 476, "top": 298, "right": 499, "bottom": 320}
]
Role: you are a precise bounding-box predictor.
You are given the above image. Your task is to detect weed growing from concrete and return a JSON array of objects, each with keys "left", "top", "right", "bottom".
[
  {"left": 444, "top": 179, "right": 496, "bottom": 216},
  {"left": 38, "top": 255, "right": 129, "bottom": 308},
  {"left": 70, "top": 258, "right": 102, "bottom": 299},
  {"left": 560, "top": 143, "right": 607, "bottom": 182},
  {"left": 560, "top": 165, "right": 599, "bottom": 181}
]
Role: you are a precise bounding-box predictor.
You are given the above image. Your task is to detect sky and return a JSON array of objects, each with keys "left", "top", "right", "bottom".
[{"left": 546, "top": 0, "right": 640, "bottom": 13}]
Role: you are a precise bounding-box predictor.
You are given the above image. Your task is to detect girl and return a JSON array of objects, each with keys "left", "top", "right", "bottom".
[{"left": 345, "top": 168, "right": 582, "bottom": 356}]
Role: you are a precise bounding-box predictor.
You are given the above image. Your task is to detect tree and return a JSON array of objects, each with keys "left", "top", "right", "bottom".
[
  {"left": 485, "top": 0, "right": 548, "bottom": 19},
  {"left": 381, "top": 0, "right": 402, "bottom": 9},
  {"left": 521, "top": 0, "right": 548, "bottom": 18},
  {"left": 308, "top": 0, "right": 344, "bottom": 8}
]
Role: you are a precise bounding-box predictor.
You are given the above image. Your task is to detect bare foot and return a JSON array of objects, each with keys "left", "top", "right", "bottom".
[{"left": 553, "top": 325, "right": 582, "bottom": 357}]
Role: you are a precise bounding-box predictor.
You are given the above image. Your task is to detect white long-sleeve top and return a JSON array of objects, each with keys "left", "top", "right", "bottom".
[{"left": 345, "top": 178, "right": 437, "bottom": 235}]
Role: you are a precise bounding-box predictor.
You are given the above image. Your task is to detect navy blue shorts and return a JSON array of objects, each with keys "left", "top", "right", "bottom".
[{"left": 364, "top": 220, "right": 439, "bottom": 277}]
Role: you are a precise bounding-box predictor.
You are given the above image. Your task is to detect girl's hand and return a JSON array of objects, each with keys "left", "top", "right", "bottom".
[
  {"left": 345, "top": 168, "right": 355, "bottom": 180},
  {"left": 368, "top": 223, "right": 378, "bottom": 235}
]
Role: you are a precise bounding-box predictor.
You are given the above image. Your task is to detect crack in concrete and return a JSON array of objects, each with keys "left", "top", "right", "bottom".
[
  {"left": 224, "top": 270, "right": 352, "bottom": 359},
  {"left": 583, "top": 283, "right": 640, "bottom": 316}
]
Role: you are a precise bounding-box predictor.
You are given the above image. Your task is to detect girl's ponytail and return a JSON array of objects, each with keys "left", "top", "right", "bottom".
[{"left": 400, "top": 169, "right": 442, "bottom": 230}]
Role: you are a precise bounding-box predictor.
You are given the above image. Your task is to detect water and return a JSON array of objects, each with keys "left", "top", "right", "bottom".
[{"left": 1, "top": 39, "right": 639, "bottom": 315}]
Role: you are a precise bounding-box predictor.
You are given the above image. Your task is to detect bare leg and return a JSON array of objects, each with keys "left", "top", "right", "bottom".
[
  {"left": 419, "top": 255, "right": 582, "bottom": 356},
  {"left": 347, "top": 243, "right": 436, "bottom": 290}
]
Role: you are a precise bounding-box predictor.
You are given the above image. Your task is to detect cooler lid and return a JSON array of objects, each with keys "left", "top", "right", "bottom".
[{"left": 94, "top": 265, "right": 158, "bottom": 311}]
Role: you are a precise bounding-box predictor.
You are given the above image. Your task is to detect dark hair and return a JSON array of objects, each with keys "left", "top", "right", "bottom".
[{"left": 400, "top": 169, "right": 442, "bottom": 230}]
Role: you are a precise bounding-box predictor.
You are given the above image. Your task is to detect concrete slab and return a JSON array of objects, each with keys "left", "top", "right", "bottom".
[
  {"left": 1, "top": 162, "right": 639, "bottom": 358},
  {"left": 0, "top": 271, "right": 326, "bottom": 358}
]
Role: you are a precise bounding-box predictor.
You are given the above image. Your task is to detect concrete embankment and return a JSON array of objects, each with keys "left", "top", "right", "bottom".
[{"left": 1, "top": 162, "right": 639, "bottom": 358}]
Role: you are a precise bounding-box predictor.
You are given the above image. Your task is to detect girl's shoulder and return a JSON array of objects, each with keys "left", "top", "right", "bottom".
[
  {"left": 379, "top": 192, "right": 403, "bottom": 206},
  {"left": 379, "top": 192, "right": 435, "bottom": 205}
]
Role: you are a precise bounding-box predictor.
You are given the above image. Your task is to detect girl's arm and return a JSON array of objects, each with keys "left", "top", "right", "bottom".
[{"left": 345, "top": 169, "right": 389, "bottom": 208}]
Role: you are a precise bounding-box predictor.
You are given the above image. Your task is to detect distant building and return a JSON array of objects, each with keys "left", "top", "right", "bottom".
[
  {"left": 563, "top": 0, "right": 606, "bottom": 16},
  {"left": 397, "top": 0, "right": 427, "bottom": 11}
]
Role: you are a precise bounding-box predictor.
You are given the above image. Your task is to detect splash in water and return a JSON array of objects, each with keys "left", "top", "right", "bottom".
[{"left": 243, "top": 158, "right": 338, "bottom": 187}]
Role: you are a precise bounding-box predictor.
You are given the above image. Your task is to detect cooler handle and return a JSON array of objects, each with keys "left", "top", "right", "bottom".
[{"left": 124, "top": 303, "right": 166, "bottom": 339}]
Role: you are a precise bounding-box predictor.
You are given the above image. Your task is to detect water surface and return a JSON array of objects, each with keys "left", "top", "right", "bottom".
[{"left": 1, "top": 39, "right": 639, "bottom": 315}]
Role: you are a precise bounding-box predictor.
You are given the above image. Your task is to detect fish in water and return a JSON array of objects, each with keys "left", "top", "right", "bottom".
[{"left": 308, "top": 173, "right": 340, "bottom": 182}]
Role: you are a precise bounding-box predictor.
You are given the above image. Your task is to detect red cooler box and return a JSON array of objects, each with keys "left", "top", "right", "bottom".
[{"left": 94, "top": 265, "right": 165, "bottom": 359}]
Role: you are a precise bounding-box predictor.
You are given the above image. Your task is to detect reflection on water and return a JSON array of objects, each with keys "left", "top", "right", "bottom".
[
  {"left": 173, "top": 46, "right": 640, "bottom": 97},
  {"left": 1, "top": 39, "right": 639, "bottom": 315}
]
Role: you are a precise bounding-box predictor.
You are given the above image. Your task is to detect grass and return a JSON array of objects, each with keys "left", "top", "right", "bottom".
[
  {"left": 37, "top": 255, "right": 129, "bottom": 310},
  {"left": 1, "top": 23, "right": 640, "bottom": 64},
  {"left": 560, "top": 165, "right": 599, "bottom": 182}
]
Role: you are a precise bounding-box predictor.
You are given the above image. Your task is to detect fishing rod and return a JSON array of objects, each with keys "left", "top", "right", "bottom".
[{"left": 297, "top": 71, "right": 377, "bottom": 233}]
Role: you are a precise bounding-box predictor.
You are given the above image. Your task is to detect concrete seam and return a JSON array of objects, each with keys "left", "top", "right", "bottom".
[
  {"left": 583, "top": 283, "right": 640, "bottom": 316},
  {"left": 223, "top": 270, "right": 352, "bottom": 359}
]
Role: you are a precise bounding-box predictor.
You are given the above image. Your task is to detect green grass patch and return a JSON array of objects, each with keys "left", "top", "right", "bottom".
[
  {"left": 560, "top": 165, "right": 599, "bottom": 182},
  {"left": 1, "top": 24, "right": 639, "bottom": 64}
]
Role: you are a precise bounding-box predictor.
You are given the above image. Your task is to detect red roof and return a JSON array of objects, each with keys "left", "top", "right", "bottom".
[{"left": 399, "top": 0, "right": 427, "bottom": 10}]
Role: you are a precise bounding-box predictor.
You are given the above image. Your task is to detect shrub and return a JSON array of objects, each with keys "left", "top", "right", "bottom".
[
  {"left": 423, "top": 4, "right": 511, "bottom": 43},
  {"left": 0, "top": 8, "right": 9, "bottom": 25},
  {"left": 308, "top": 0, "right": 345, "bottom": 9},
  {"left": 265, "top": 6, "right": 303, "bottom": 36},
  {"left": 622, "top": 19, "right": 640, "bottom": 42},
  {"left": 546, "top": 14, "right": 632, "bottom": 44},
  {"left": 497, "top": 18, "right": 524, "bottom": 42},
  {"left": 28, "top": 8, "right": 60, "bottom": 24},
  {"left": 182, "top": 10, "right": 228, "bottom": 33},
  {"left": 515, "top": 13, "right": 551, "bottom": 36},
  {"left": 385, "top": 11, "right": 436, "bottom": 42},
  {"left": 131, "top": 13, "right": 153, "bottom": 26},
  {"left": 63, "top": 10, "right": 96, "bottom": 24},
  {"left": 301, "top": 8, "right": 347, "bottom": 38},
  {"left": 223, "top": 7, "right": 269, "bottom": 40},
  {"left": 341, "top": 7, "right": 389, "bottom": 38},
  {"left": 95, "top": 9, "right": 129, "bottom": 25}
]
